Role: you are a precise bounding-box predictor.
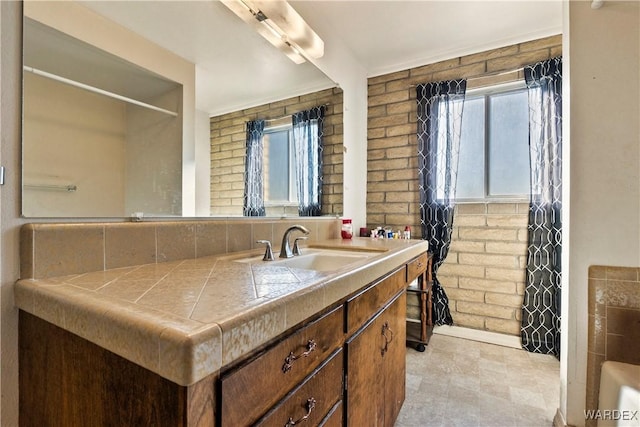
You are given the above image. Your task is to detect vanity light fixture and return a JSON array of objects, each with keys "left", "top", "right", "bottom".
[{"left": 220, "top": 0, "right": 324, "bottom": 64}]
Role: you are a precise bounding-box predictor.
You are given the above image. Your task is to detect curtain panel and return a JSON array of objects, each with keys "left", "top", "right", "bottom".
[
  {"left": 292, "top": 105, "right": 325, "bottom": 216},
  {"left": 416, "top": 79, "right": 467, "bottom": 326},
  {"left": 521, "top": 57, "right": 563, "bottom": 357},
  {"left": 243, "top": 119, "right": 266, "bottom": 216}
]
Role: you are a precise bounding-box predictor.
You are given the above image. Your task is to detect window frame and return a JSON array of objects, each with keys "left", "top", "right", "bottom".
[{"left": 455, "top": 80, "right": 531, "bottom": 204}]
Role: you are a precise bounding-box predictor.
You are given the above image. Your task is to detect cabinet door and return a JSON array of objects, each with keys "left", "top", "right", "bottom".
[
  {"left": 345, "top": 291, "right": 406, "bottom": 427},
  {"left": 383, "top": 291, "right": 406, "bottom": 426}
]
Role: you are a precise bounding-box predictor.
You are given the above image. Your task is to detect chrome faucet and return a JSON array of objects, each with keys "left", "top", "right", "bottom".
[{"left": 279, "top": 225, "right": 310, "bottom": 258}]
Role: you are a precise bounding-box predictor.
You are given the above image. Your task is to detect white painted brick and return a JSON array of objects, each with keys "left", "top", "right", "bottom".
[
  {"left": 457, "top": 301, "right": 513, "bottom": 319},
  {"left": 486, "top": 215, "right": 528, "bottom": 228},
  {"left": 450, "top": 312, "right": 485, "bottom": 329},
  {"left": 456, "top": 204, "right": 487, "bottom": 215},
  {"left": 487, "top": 203, "right": 517, "bottom": 214},
  {"left": 454, "top": 215, "right": 487, "bottom": 227},
  {"left": 485, "top": 241, "right": 528, "bottom": 255},
  {"left": 449, "top": 240, "right": 486, "bottom": 253},
  {"left": 459, "top": 277, "right": 516, "bottom": 294},
  {"left": 485, "top": 292, "right": 524, "bottom": 308},
  {"left": 459, "top": 228, "right": 519, "bottom": 241},
  {"left": 439, "top": 263, "right": 485, "bottom": 279},
  {"left": 485, "top": 318, "right": 521, "bottom": 335},
  {"left": 517, "top": 229, "right": 529, "bottom": 242},
  {"left": 447, "top": 288, "right": 485, "bottom": 303},
  {"left": 486, "top": 267, "right": 527, "bottom": 282},
  {"left": 458, "top": 253, "right": 520, "bottom": 268}
]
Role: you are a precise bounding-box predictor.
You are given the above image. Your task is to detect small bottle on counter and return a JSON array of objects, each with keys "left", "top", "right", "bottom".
[
  {"left": 403, "top": 226, "right": 411, "bottom": 240},
  {"left": 341, "top": 219, "right": 353, "bottom": 239}
]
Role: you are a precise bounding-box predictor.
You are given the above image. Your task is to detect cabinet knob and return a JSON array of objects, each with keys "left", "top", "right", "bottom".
[
  {"left": 282, "top": 339, "right": 317, "bottom": 373},
  {"left": 285, "top": 397, "right": 316, "bottom": 426}
]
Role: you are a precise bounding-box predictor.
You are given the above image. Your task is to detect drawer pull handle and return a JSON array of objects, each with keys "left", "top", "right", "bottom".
[
  {"left": 285, "top": 397, "right": 316, "bottom": 426},
  {"left": 381, "top": 321, "right": 394, "bottom": 356},
  {"left": 282, "top": 340, "right": 317, "bottom": 373}
]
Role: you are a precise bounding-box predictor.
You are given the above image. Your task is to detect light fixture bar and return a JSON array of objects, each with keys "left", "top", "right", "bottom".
[{"left": 220, "top": 0, "right": 324, "bottom": 65}]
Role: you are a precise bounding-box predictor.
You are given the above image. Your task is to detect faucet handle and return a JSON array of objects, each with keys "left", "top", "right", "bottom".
[
  {"left": 293, "top": 236, "right": 308, "bottom": 256},
  {"left": 256, "top": 240, "right": 275, "bottom": 261}
]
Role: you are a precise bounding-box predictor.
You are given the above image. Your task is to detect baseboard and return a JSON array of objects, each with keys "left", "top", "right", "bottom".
[
  {"left": 432, "top": 325, "right": 522, "bottom": 349},
  {"left": 553, "top": 408, "right": 568, "bottom": 427}
]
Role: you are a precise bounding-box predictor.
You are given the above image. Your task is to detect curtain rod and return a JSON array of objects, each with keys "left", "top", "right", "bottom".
[
  {"left": 249, "top": 103, "right": 331, "bottom": 125},
  {"left": 23, "top": 66, "right": 179, "bottom": 117},
  {"left": 409, "top": 67, "right": 523, "bottom": 88}
]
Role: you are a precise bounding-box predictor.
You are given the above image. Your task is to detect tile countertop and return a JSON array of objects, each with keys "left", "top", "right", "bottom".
[{"left": 14, "top": 238, "right": 429, "bottom": 387}]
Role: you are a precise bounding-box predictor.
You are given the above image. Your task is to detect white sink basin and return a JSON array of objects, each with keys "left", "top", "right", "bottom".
[{"left": 234, "top": 248, "right": 381, "bottom": 272}]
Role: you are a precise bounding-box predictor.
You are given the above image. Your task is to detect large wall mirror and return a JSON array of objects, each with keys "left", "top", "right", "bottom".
[{"left": 22, "top": 1, "right": 341, "bottom": 219}]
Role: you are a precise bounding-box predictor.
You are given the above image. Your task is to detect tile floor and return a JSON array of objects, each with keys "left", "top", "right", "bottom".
[{"left": 396, "top": 334, "right": 560, "bottom": 427}]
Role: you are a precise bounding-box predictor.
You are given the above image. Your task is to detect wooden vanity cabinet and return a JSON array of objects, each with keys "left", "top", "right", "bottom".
[
  {"left": 218, "top": 264, "right": 415, "bottom": 427},
  {"left": 344, "top": 267, "right": 407, "bottom": 427},
  {"left": 19, "top": 252, "right": 428, "bottom": 427}
]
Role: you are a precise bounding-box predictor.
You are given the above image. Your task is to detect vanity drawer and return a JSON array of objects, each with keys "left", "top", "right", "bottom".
[
  {"left": 220, "top": 305, "right": 345, "bottom": 426},
  {"left": 254, "top": 349, "right": 343, "bottom": 427},
  {"left": 320, "top": 401, "right": 343, "bottom": 427},
  {"left": 407, "top": 252, "right": 429, "bottom": 284},
  {"left": 345, "top": 266, "right": 405, "bottom": 335}
]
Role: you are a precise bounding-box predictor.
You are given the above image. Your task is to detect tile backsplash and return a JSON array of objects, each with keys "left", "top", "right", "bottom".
[
  {"left": 20, "top": 218, "right": 341, "bottom": 279},
  {"left": 586, "top": 265, "right": 640, "bottom": 426}
]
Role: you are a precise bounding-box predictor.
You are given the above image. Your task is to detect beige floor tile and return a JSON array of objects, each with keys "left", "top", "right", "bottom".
[{"left": 397, "top": 334, "right": 559, "bottom": 427}]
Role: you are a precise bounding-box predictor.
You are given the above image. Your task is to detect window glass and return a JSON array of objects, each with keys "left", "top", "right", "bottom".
[
  {"left": 263, "top": 129, "right": 291, "bottom": 202},
  {"left": 456, "top": 84, "right": 530, "bottom": 201},
  {"left": 488, "top": 90, "right": 530, "bottom": 196},
  {"left": 457, "top": 97, "right": 485, "bottom": 199}
]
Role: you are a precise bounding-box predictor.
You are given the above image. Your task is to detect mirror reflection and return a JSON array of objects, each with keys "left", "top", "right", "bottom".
[
  {"left": 21, "top": 1, "right": 341, "bottom": 218},
  {"left": 23, "top": 17, "right": 183, "bottom": 217}
]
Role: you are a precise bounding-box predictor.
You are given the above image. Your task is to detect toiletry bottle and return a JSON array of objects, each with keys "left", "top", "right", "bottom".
[{"left": 341, "top": 219, "right": 353, "bottom": 239}]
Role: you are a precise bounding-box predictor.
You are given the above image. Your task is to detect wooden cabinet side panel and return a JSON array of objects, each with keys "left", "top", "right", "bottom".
[
  {"left": 187, "top": 375, "right": 216, "bottom": 427},
  {"left": 19, "top": 311, "right": 192, "bottom": 427},
  {"left": 406, "top": 252, "right": 429, "bottom": 284}
]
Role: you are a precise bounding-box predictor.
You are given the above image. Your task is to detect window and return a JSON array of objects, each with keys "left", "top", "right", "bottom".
[
  {"left": 263, "top": 124, "right": 297, "bottom": 204},
  {"left": 456, "top": 82, "right": 530, "bottom": 201}
]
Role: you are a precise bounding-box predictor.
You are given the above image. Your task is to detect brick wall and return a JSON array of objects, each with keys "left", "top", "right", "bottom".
[
  {"left": 210, "top": 87, "right": 343, "bottom": 216},
  {"left": 368, "top": 35, "right": 561, "bottom": 335},
  {"left": 436, "top": 203, "right": 529, "bottom": 334}
]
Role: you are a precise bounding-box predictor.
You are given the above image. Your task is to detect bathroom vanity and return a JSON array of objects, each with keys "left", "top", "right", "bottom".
[{"left": 16, "top": 231, "right": 429, "bottom": 426}]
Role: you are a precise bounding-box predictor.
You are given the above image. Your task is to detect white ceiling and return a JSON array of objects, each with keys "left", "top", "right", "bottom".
[{"left": 77, "top": 1, "right": 563, "bottom": 116}]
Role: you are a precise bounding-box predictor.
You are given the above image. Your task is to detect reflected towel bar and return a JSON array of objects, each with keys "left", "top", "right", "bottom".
[
  {"left": 24, "top": 183, "right": 78, "bottom": 192},
  {"left": 23, "top": 65, "right": 179, "bottom": 117}
]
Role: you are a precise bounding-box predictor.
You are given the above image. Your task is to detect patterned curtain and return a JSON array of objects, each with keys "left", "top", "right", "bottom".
[
  {"left": 292, "top": 106, "right": 325, "bottom": 216},
  {"left": 521, "top": 57, "right": 563, "bottom": 357},
  {"left": 416, "top": 80, "right": 467, "bottom": 326},
  {"left": 243, "top": 119, "right": 266, "bottom": 216}
]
